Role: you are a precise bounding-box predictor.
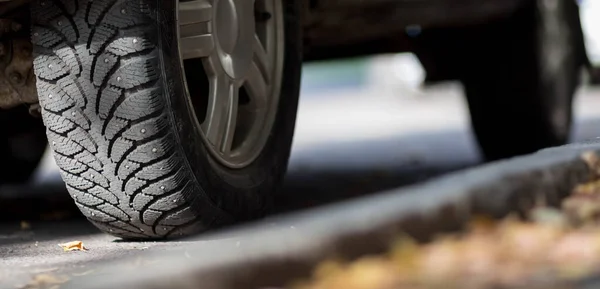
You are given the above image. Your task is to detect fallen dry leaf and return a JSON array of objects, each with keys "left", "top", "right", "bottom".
[
  {"left": 20, "top": 221, "right": 31, "bottom": 230},
  {"left": 18, "top": 274, "right": 69, "bottom": 289},
  {"left": 562, "top": 180, "right": 600, "bottom": 225},
  {"left": 292, "top": 178, "right": 600, "bottom": 289},
  {"left": 571, "top": 179, "right": 600, "bottom": 195},
  {"left": 58, "top": 241, "right": 87, "bottom": 252}
]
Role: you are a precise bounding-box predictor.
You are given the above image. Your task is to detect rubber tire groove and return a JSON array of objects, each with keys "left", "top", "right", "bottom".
[{"left": 32, "top": 0, "right": 216, "bottom": 239}]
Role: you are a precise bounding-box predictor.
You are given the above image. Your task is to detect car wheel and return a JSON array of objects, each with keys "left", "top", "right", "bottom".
[
  {"left": 31, "top": 0, "right": 301, "bottom": 239},
  {"left": 0, "top": 106, "right": 47, "bottom": 184},
  {"left": 460, "top": 0, "right": 584, "bottom": 161}
]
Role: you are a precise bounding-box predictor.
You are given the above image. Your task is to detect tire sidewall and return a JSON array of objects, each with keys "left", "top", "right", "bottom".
[{"left": 534, "top": 0, "right": 582, "bottom": 139}]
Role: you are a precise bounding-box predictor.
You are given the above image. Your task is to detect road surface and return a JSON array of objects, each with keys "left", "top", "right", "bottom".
[{"left": 2, "top": 77, "right": 600, "bottom": 288}]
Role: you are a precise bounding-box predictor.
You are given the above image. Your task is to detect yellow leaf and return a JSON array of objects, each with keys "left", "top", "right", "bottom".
[
  {"left": 58, "top": 241, "right": 87, "bottom": 252},
  {"left": 313, "top": 260, "right": 344, "bottom": 280},
  {"left": 20, "top": 221, "right": 31, "bottom": 230},
  {"left": 18, "top": 274, "right": 69, "bottom": 289},
  {"left": 468, "top": 215, "right": 497, "bottom": 232}
]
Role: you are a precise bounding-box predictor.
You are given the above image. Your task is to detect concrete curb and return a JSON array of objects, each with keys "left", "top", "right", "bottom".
[{"left": 59, "top": 141, "right": 600, "bottom": 289}]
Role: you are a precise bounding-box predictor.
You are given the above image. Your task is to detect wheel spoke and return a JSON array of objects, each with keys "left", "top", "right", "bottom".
[
  {"left": 179, "top": 0, "right": 212, "bottom": 25},
  {"left": 252, "top": 35, "right": 270, "bottom": 84},
  {"left": 244, "top": 36, "right": 270, "bottom": 108},
  {"left": 180, "top": 0, "right": 285, "bottom": 167},
  {"left": 202, "top": 73, "right": 239, "bottom": 154},
  {"left": 179, "top": 0, "right": 214, "bottom": 59}
]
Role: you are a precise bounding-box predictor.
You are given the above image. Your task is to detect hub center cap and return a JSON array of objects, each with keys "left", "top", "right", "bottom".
[{"left": 213, "top": 0, "right": 254, "bottom": 79}]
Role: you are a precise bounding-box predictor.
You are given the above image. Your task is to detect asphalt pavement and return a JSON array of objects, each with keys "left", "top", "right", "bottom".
[{"left": 2, "top": 78, "right": 600, "bottom": 288}]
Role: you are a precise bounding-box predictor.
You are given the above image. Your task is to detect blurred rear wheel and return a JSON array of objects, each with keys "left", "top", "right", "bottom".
[{"left": 461, "top": 0, "right": 584, "bottom": 161}]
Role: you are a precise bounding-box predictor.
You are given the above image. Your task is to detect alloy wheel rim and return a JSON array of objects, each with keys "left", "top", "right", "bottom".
[{"left": 177, "top": 0, "right": 285, "bottom": 169}]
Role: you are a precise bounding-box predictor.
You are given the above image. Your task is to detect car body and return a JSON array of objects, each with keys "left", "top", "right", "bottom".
[
  {"left": 0, "top": 0, "right": 590, "bottom": 110},
  {"left": 301, "top": 0, "right": 525, "bottom": 61}
]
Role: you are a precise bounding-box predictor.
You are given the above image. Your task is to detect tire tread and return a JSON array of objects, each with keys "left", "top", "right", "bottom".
[{"left": 32, "top": 0, "right": 216, "bottom": 239}]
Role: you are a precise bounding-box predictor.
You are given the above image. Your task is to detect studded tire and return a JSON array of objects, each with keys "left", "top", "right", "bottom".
[{"left": 31, "top": 0, "right": 301, "bottom": 239}]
